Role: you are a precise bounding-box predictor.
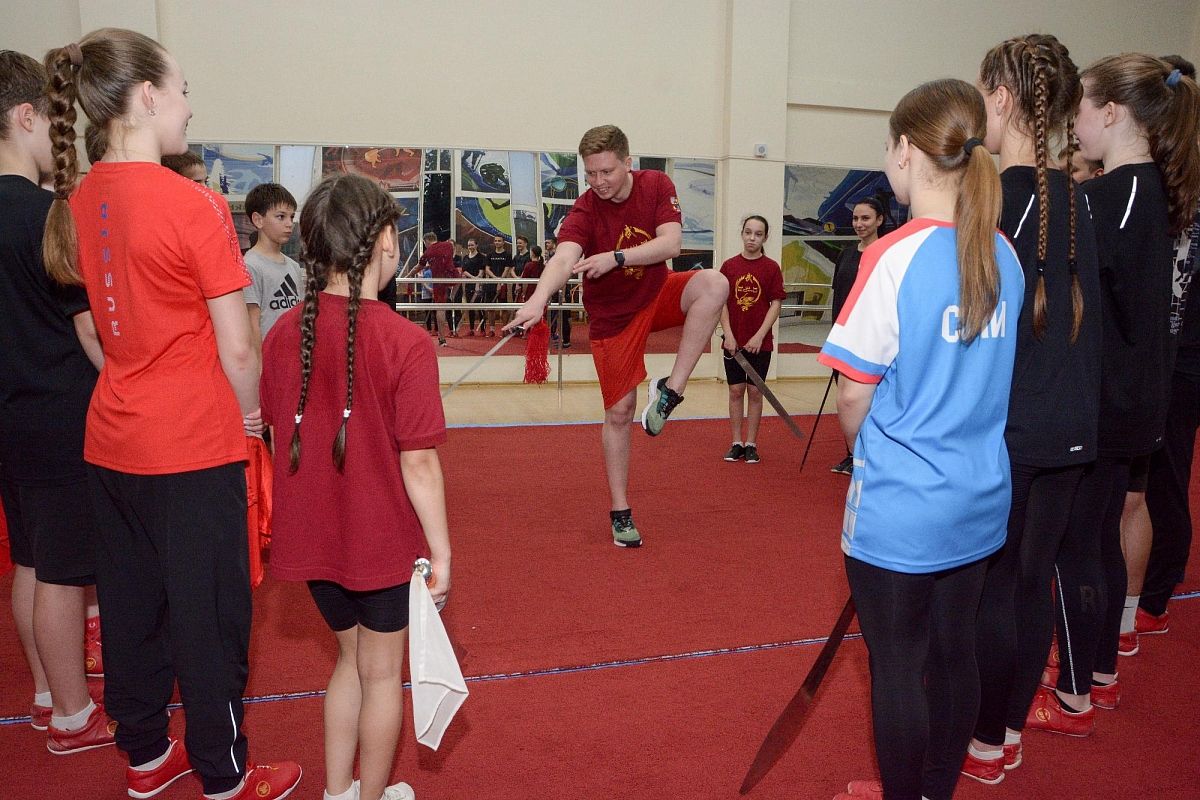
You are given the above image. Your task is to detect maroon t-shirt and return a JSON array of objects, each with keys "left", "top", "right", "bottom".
[
  {"left": 420, "top": 239, "right": 458, "bottom": 279},
  {"left": 556, "top": 170, "right": 682, "bottom": 338},
  {"left": 520, "top": 259, "right": 544, "bottom": 302},
  {"left": 261, "top": 294, "right": 447, "bottom": 591},
  {"left": 720, "top": 254, "right": 786, "bottom": 351}
]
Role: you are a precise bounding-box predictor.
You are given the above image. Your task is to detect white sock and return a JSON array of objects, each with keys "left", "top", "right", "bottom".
[
  {"left": 745, "top": 441, "right": 756, "bottom": 448},
  {"left": 968, "top": 742, "right": 1002, "bottom": 760},
  {"left": 205, "top": 777, "right": 246, "bottom": 800},
  {"left": 1121, "top": 595, "right": 1139, "bottom": 633},
  {"left": 34, "top": 691, "right": 52, "bottom": 707},
  {"left": 132, "top": 741, "right": 174, "bottom": 772},
  {"left": 731, "top": 441, "right": 743, "bottom": 447},
  {"left": 51, "top": 699, "right": 95, "bottom": 731},
  {"left": 323, "top": 780, "right": 359, "bottom": 800},
  {"left": 1004, "top": 729, "right": 1022, "bottom": 746}
]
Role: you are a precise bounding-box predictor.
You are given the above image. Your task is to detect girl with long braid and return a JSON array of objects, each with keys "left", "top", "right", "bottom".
[
  {"left": 41, "top": 28, "right": 300, "bottom": 800},
  {"left": 962, "top": 34, "right": 1102, "bottom": 783},
  {"left": 260, "top": 173, "right": 451, "bottom": 800},
  {"left": 1025, "top": 53, "right": 1200, "bottom": 735}
]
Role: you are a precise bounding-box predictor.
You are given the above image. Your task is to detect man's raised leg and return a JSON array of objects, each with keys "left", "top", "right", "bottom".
[{"left": 667, "top": 270, "right": 728, "bottom": 393}]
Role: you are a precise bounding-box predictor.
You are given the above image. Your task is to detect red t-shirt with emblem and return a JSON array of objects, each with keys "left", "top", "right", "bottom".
[
  {"left": 71, "top": 162, "right": 250, "bottom": 474},
  {"left": 556, "top": 170, "right": 682, "bottom": 339},
  {"left": 720, "top": 253, "right": 786, "bottom": 351},
  {"left": 419, "top": 239, "right": 458, "bottom": 278}
]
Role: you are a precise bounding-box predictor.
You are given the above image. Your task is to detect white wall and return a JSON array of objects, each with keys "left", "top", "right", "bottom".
[{"left": 784, "top": 0, "right": 1200, "bottom": 167}]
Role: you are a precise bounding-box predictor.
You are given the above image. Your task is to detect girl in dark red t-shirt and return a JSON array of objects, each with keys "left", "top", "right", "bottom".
[{"left": 259, "top": 174, "right": 451, "bottom": 800}]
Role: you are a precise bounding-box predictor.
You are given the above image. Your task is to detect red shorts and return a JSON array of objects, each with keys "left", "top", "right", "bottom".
[
  {"left": 592, "top": 270, "right": 696, "bottom": 409},
  {"left": 432, "top": 285, "right": 449, "bottom": 304}
]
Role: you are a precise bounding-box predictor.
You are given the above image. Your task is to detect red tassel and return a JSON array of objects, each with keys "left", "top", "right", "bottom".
[{"left": 523, "top": 319, "right": 551, "bottom": 384}]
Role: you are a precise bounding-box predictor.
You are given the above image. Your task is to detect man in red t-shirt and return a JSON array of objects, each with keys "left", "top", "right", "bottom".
[
  {"left": 508, "top": 125, "right": 728, "bottom": 548},
  {"left": 418, "top": 231, "right": 459, "bottom": 344}
]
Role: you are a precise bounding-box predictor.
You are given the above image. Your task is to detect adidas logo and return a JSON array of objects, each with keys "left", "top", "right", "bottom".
[{"left": 268, "top": 273, "right": 300, "bottom": 311}]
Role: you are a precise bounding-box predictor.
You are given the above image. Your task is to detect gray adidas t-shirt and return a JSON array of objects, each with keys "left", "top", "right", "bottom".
[{"left": 243, "top": 250, "right": 305, "bottom": 339}]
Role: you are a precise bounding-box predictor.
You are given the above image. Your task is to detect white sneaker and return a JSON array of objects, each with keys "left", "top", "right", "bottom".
[
  {"left": 382, "top": 782, "right": 414, "bottom": 800},
  {"left": 323, "top": 780, "right": 360, "bottom": 800}
]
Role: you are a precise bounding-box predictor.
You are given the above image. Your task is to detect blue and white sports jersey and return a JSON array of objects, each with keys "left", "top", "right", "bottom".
[{"left": 819, "top": 219, "right": 1025, "bottom": 574}]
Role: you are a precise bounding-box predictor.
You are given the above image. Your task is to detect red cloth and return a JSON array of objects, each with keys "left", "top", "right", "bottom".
[
  {"left": 260, "top": 294, "right": 447, "bottom": 591},
  {"left": 591, "top": 271, "right": 694, "bottom": 408},
  {"left": 557, "top": 170, "right": 682, "bottom": 338},
  {"left": 720, "top": 254, "right": 787, "bottom": 351},
  {"left": 71, "top": 162, "right": 250, "bottom": 475},
  {"left": 245, "top": 435, "right": 272, "bottom": 590},
  {"left": 421, "top": 240, "right": 458, "bottom": 304}
]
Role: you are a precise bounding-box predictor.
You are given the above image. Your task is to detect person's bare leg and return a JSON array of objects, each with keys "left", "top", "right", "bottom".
[
  {"left": 745, "top": 384, "right": 765, "bottom": 444},
  {"left": 1120, "top": 491, "right": 1152, "bottom": 595},
  {"left": 356, "top": 626, "right": 406, "bottom": 800},
  {"left": 666, "top": 271, "right": 729, "bottom": 394},
  {"left": 33, "top": 581, "right": 90, "bottom": 716},
  {"left": 323, "top": 626, "right": 360, "bottom": 797},
  {"left": 728, "top": 383, "right": 746, "bottom": 443},
  {"left": 435, "top": 309, "right": 449, "bottom": 341},
  {"left": 603, "top": 390, "right": 637, "bottom": 511},
  {"left": 13, "top": 566, "right": 49, "bottom": 696}
]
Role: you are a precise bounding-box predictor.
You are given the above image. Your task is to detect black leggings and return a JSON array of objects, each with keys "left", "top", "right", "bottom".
[
  {"left": 846, "top": 555, "right": 988, "bottom": 800},
  {"left": 1054, "top": 457, "right": 1129, "bottom": 693},
  {"left": 974, "top": 463, "right": 1084, "bottom": 743}
]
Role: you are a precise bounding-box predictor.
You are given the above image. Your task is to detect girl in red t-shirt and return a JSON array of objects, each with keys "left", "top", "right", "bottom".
[{"left": 259, "top": 174, "right": 451, "bottom": 800}]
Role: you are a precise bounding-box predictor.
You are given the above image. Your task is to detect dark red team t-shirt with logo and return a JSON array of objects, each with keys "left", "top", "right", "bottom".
[
  {"left": 720, "top": 253, "right": 786, "bottom": 351},
  {"left": 556, "top": 170, "right": 682, "bottom": 339}
]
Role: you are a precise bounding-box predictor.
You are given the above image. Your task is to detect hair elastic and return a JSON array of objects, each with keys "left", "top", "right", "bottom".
[
  {"left": 1166, "top": 69, "right": 1182, "bottom": 87},
  {"left": 342, "top": 408, "right": 352, "bottom": 419},
  {"left": 963, "top": 137, "right": 985, "bottom": 156},
  {"left": 294, "top": 414, "right": 303, "bottom": 424},
  {"left": 1068, "top": 259, "right": 1079, "bottom": 276},
  {"left": 65, "top": 43, "right": 83, "bottom": 67}
]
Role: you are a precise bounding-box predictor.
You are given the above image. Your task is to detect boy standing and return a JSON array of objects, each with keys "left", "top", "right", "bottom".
[
  {"left": 509, "top": 124, "right": 728, "bottom": 547},
  {"left": 243, "top": 183, "right": 302, "bottom": 355}
]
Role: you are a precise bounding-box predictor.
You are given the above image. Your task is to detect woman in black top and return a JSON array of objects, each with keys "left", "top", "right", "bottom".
[
  {"left": 460, "top": 238, "right": 488, "bottom": 335},
  {"left": 1027, "top": 53, "right": 1200, "bottom": 736},
  {"left": 828, "top": 197, "right": 884, "bottom": 474},
  {"left": 964, "top": 35, "right": 1101, "bottom": 781}
]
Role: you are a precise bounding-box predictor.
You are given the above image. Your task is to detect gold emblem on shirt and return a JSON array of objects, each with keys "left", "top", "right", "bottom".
[
  {"left": 615, "top": 224, "right": 652, "bottom": 279},
  {"left": 735, "top": 273, "right": 762, "bottom": 311}
]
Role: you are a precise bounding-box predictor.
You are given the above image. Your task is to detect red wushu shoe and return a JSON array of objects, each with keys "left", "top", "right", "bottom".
[
  {"left": 1025, "top": 686, "right": 1095, "bottom": 737},
  {"left": 85, "top": 615, "right": 104, "bottom": 676},
  {"left": 961, "top": 750, "right": 1005, "bottom": 785},
  {"left": 207, "top": 762, "right": 303, "bottom": 800},
  {"left": 30, "top": 702, "right": 51, "bottom": 731},
  {"left": 46, "top": 703, "right": 117, "bottom": 754},
  {"left": 1004, "top": 741, "right": 1022, "bottom": 770},
  {"left": 1135, "top": 606, "right": 1169, "bottom": 635},
  {"left": 127, "top": 737, "right": 193, "bottom": 799},
  {"left": 1118, "top": 629, "right": 1139, "bottom": 656},
  {"left": 1091, "top": 678, "right": 1121, "bottom": 710}
]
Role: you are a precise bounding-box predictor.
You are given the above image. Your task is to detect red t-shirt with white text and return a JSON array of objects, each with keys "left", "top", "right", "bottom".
[
  {"left": 720, "top": 254, "right": 786, "bottom": 351},
  {"left": 71, "top": 162, "right": 250, "bottom": 474},
  {"left": 556, "top": 170, "right": 682, "bottom": 338}
]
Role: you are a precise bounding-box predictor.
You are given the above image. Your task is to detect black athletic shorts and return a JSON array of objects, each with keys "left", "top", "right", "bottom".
[
  {"left": 1128, "top": 453, "right": 1151, "bottom": 493},
  {"left": 307, "top": 580, "right": 410, "bottom": 633},
  {"left": 0, "top": 477, "right": 95, "bottom": 585},
  {"left": 723, "top": 348, "right": 773, "bottom": 387}
]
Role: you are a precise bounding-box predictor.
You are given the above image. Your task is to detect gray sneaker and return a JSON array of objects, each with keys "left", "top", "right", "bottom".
[
  {"left": 610, "top": 511, "right": 642, "bottom": 548},
  {"left": 640, "top": 377, "right": 684, "bottom": 436}
]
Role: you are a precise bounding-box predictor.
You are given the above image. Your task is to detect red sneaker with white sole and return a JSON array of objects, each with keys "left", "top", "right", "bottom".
[
  {"left": 30, "top": 703, "right": 51, "bottom": 731},
  {"left": 1025, "top": 686, "right": 1095, "bottom": 737},
  {"left": 46, "top": 703, "right": 117, "bottom": 754},
  {"left": 1003, "top": 742, "right": 1022, "bottom": 770},
  {"left": 1091, "top": 678, "right": 1121, "bottom": 710},
  {"left": 1118, "top": 630, "right": 1139, "bottom": 656},
  {"left": 127, "top": 737, "right": 193, "bottom": 799},
  {"left": 207, "top": 762, "right": 303, "bottom": 800},
  {"left": 843, "top": 779, "right": 883, "bottom": 798},
  {"left": 1135, "top": 607, "right": 1169, "bottom": 635},
  {"left": 961, "top": 751, "right": 1005, "bottom": 785}
]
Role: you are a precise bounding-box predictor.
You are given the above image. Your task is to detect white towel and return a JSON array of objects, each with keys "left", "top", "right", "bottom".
[{"left": 409, "top": 574, "right": 468, "bottom": 750}]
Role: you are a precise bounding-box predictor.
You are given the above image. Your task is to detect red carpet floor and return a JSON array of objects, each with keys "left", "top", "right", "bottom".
[{"left": 2, "top": 417, "right": 1198, "bottom": 798}]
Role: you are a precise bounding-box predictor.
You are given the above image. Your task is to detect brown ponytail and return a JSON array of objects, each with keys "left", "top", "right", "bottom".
[
  {"left": 1082, "top": 54, "right": 1200, "bottom": 235},
  {"left": 980, "top": 34, "right": 1084, "bottom": 342},
  {"left": 890, "top": 79, "right": 1002, "bottom": 343},
  {"left": 43, "top": 46, "right": 81, "bottom": 285},
  {"left": 41, "top": 28, "right": 171, "bottom": 286},
  {"left": 291, "top": 174, "right": 400, "bottom": 473}
]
